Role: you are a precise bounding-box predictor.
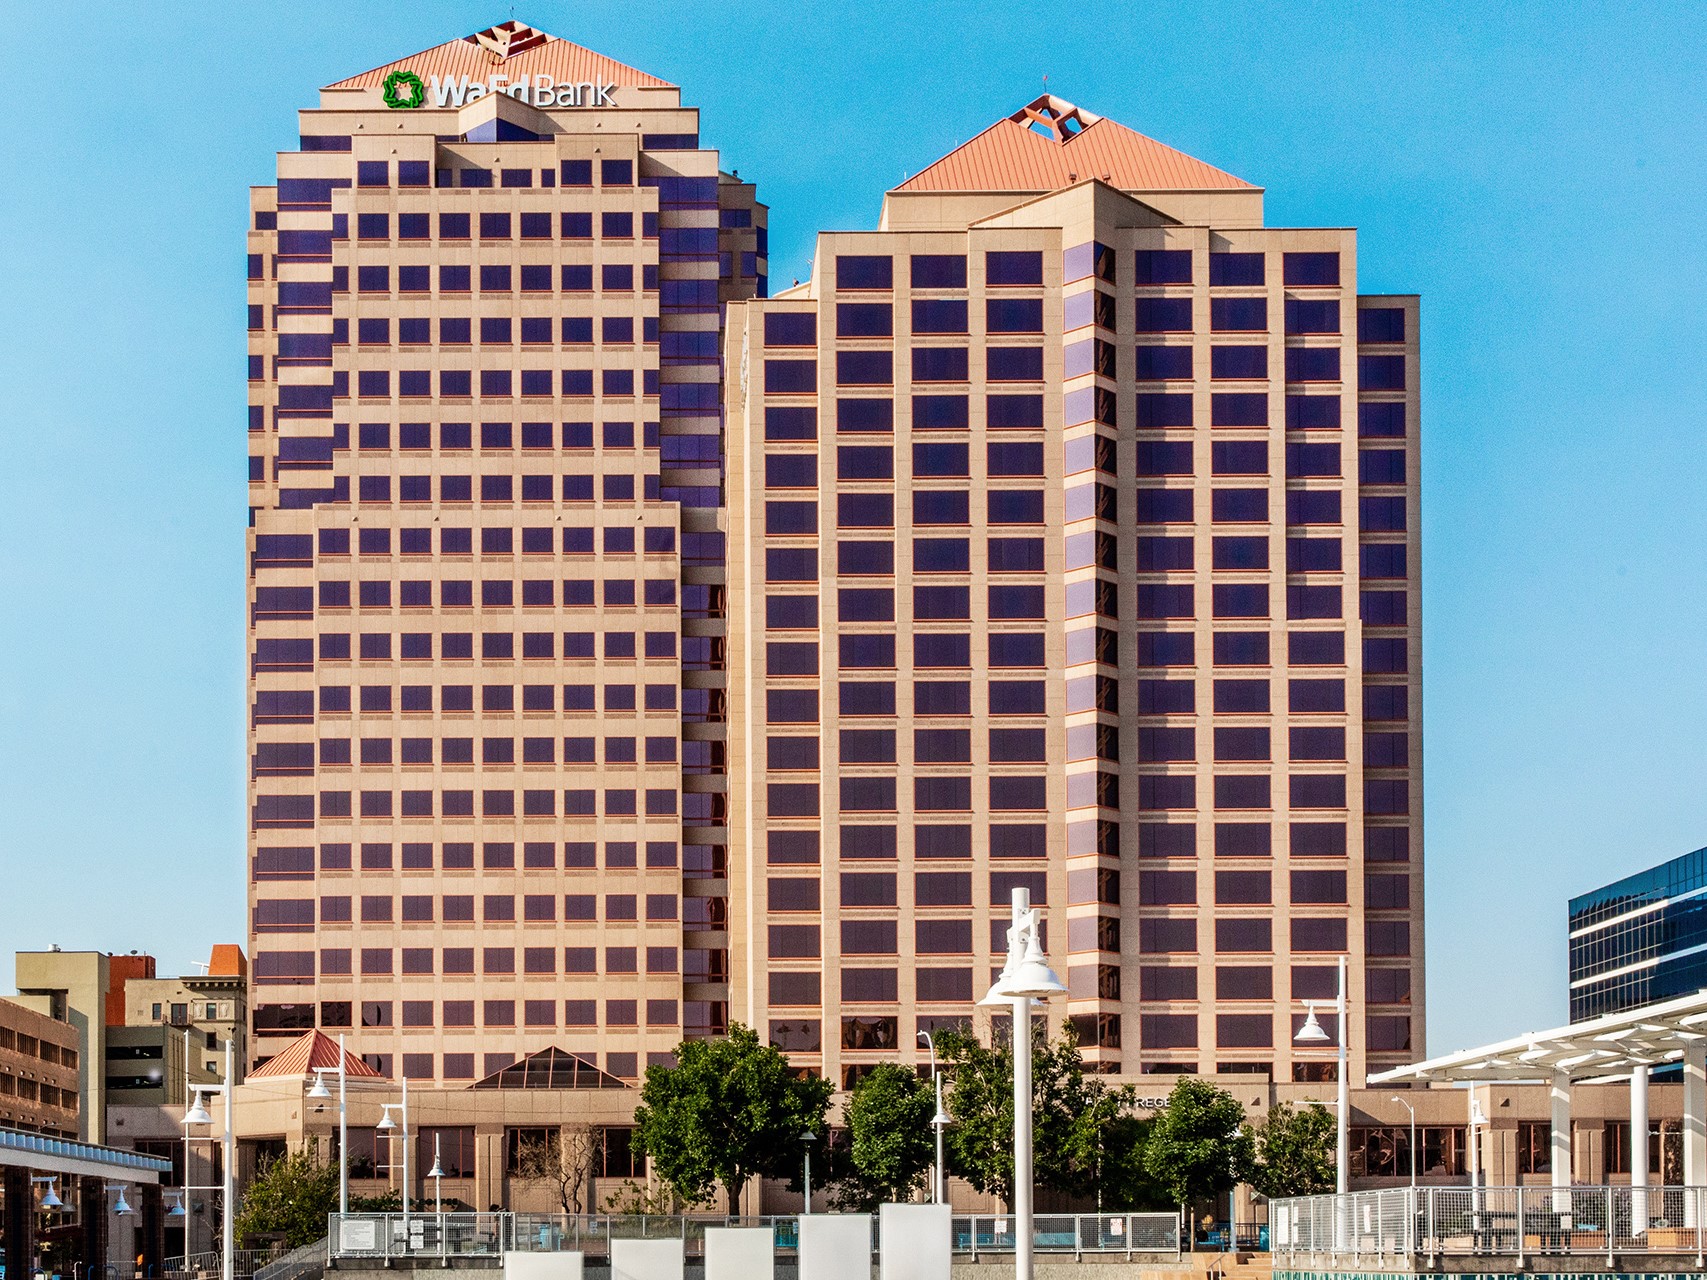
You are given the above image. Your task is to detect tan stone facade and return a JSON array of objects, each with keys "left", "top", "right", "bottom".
[
  {"left": 244, "top": 31, "right": 1420, "bottom": 1103},
  {"left": 245, "top": 25, "right": 763, "bottom": 1084},
  {"left": 125, "top": 969, "right": 248, "bottom": 1085},
  {"left": 723, "top": 119, "right": 1423, "bottom": 1089}
]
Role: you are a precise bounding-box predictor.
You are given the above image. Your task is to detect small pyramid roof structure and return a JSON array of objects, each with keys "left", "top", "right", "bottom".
[
  {"left": 325, "top": 21, "right": 673, "bottom": 92},
  {"left": 896, "top": 95, "right": 1255, "bottom": 195},
  {"left": 249, "top": 1030, "right": 383, "bottom": 1080},
  {"left": 470, "top": 1046, "right": 627, "bottom": 1090}
]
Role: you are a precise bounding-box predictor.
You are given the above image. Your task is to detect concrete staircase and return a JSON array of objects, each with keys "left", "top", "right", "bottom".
[{"left": 1207, "top": 1251, "right": 1273, "bottom": 1280}]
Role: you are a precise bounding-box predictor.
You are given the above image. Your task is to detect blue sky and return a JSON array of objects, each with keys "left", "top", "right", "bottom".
[{"left": 1, "top": 1, "right": 1703, "bottom": 1056}]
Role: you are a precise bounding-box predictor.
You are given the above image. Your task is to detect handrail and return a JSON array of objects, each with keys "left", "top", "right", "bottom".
[
  {"left": 253, "top": 1237, "right": 328, "bottom": 1280},
  {"left": 1273, "top": 1185, "right": 1707, "bottom": 1262}
]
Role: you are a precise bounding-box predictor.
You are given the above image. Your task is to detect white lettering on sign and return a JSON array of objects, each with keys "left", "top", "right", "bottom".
[{"left": 430, "top": 74, "right": 618, "bottom": 109}]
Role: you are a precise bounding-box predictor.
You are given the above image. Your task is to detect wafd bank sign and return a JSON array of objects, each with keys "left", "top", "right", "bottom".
[{"left": 382, "top": 68, "right": 617, "bottom": 109}]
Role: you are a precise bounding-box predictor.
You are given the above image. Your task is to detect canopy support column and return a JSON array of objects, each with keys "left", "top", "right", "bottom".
[
  {"left": 1685, "top": 1041, "right": 1706, "bottom": 1227},
  {"left": 1551, "top": 1069, "right": 1572, "bottom": 1215},
  {"left": 1631, "top": 1063, "right": 1650, "bottom": 1235}
]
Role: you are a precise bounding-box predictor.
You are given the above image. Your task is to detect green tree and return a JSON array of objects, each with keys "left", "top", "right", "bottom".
[
  {"left": 833, "top": 1063, "right": 937, "bottom": 1209},
  {"left": 233, "top": 1143, "right": 339, "bottom": 1248},
  {"left": 937, "top": 1021, "right": 1143, "bottom": 1208},
  {"left": 1094, "top": 1112, "right": 1173, "bottom": 1211},
  {"left": 1251, "top": 1102, "right": 1336, "bottom": 1198},
  {"left": 1142, "top": 1079, "right": 1254, "bottom": 1223},
  {"left": 630, "top": 1022, "right": 832, "bottom": 1212}
]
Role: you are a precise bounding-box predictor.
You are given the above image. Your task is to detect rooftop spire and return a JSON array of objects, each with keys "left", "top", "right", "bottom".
[
  {"left": 467, "top": 20, "right": 549, "bottom": 60},
  {"left": 1009, "top": 94, "right": 1102, "bottom": 143}
]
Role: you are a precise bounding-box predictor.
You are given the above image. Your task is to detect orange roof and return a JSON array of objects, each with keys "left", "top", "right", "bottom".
[
  {"left": 105, "top": 955, "right": 156, "bottom": 1027},
  {"left": 209, "top": 945, "right": 246, "bottom": 978},
  {"left": 326, "top": 21, "right": 673, "bottom": 92},
  {"left": 249, "top": 1030, "right": 383, "bottom": 1080},
  {"left": 896, "top": 96, "right": 1255, "bottom": 195}
]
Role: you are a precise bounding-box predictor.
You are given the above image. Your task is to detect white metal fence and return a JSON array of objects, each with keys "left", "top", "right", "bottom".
[
  {"left": 327, "top": 1210, "right": 1179, "bottom": 1260},
  {"left": 1272, "top": 1186, "right": 1707, "bottom": 1263}
]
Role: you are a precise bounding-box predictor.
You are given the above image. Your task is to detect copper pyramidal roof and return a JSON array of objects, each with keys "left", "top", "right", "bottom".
[
  {"left": 896, "top": 94, "right": 1256, "bottom": 194},
  {"left": 325, "top": 21, "right": 673, "bottom": 92},
  {"left": 248, "top": 1030, "right": 384, "bottom": 1080}
]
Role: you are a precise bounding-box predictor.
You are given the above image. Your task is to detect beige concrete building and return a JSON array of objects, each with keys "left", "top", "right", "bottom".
[
  {"left": 16, "top": 949, "right": 110, "bottom": 1140},
  {"left": 0, "top": 997, "right": 80, "bottom": 1137},
  {"left": 123, "top": 944, "right": 249, "bottom": 1084},
  {"left": 723, "top": 96, "right": 1423, "bottom": 1089},
  {"left": 13, "top": 947, "right": 248, "bottom": 1148},
  {"left": 245, "top": 22, "right": 764, "bottom": 1083}
]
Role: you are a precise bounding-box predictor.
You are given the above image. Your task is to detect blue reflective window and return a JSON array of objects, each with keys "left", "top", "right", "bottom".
[
  {"left": 1134, "top": 249, "right": 1192, "bottom": 285},
  {"left": 1210, "top": 253, "right": 1264, "bottom": 286}
]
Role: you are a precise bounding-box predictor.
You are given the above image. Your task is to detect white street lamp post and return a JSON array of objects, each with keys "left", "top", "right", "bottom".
[
  {"left": 917, "top": 1030, "right": 949, "bottom": 1205},
  {"left": 307, "top": 1049, "right": 349, "bottom": 1218},
  {"left": 1391, "top": 1095, "right": 1417, "bottom": 1192},
  {"left": 1295, "top": 953, "right": 1350, "bottom": 1195},
  {"left": 801, "top": 1130, "right": 816, "bottom": 1212},
  {"left": 377, "top": 1077, "right": 411, "bottom": 1232},
  {"left": 428, "top": 1133, "right": 445, "bottom": 1215},
  {"left": 978, "top": 887, "right": 1066, "bottom": 1280},
  {"left": 182, "top": 1039, "right": 235, "bottom": 1280},
  {"left": 339, "top": 1035, "right": 347, "bottom": 1216}
]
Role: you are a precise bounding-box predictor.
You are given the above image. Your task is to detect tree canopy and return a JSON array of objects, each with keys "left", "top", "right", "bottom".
[
  {"left": 233, "top": 1144, "right": 339, "bottom": 1249},
  {"left": 936, "top": 1019, "right": 1156, "bottom": 1209},
  {"left": 833, "top": 1063, "right": 938, "bottom": 1209},
  {"left": 1142, "top": 1078, "right": 1255, "bottom": 1213},
  {"left": 1251, "top": 1102, "right": 1337, "bottom": 1198},
  {"left": 630, "top": 1022, "right": 832, "bottom": 1211}
]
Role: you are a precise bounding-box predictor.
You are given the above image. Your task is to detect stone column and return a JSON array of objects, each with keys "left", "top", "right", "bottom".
[
  {"left": 79, "top": 1176, "right": 109, "bottom": 1279},
  {"left": 138, "top": 1184, "right": 166, "bottom": 1279},
  {"left": 3, "top": 1167, "right": 35, "bottom": 1280}
]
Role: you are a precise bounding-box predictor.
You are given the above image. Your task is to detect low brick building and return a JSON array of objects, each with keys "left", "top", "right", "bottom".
[{"left": 0, "top": 996, "right": 80, "bottom": 1136}]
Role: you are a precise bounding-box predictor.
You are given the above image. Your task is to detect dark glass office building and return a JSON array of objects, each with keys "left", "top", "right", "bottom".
[{"left": 1570, "top": 847, "right": 1707, "bottom": 1021}]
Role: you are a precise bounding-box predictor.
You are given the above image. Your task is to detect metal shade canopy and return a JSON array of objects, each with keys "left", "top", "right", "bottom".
[{"left": 1368, "top": 986, "right": 1707, "bottom": 1085}]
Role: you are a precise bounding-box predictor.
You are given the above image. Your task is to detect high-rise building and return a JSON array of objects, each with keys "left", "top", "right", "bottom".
[
  {"left": 247, "top": 29, "right": 1423, "bottom": 1092},
  {"left": 1570, "top": 846, "right": 1707, "bottom": 1022},
  {"left": 723, "top": 96, "right": 1424, "bottom": 1087},
  {"left": 246, "top": 22, "right": 764, "bottom": 1082}
]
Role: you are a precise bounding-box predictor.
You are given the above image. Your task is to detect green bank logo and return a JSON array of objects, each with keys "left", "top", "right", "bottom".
[
  {"left": 376, "top": 67, "right": 618, "bottom": 109},
  {"left": 382, "top": 70, "right": 427, "bottom": 109}
]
